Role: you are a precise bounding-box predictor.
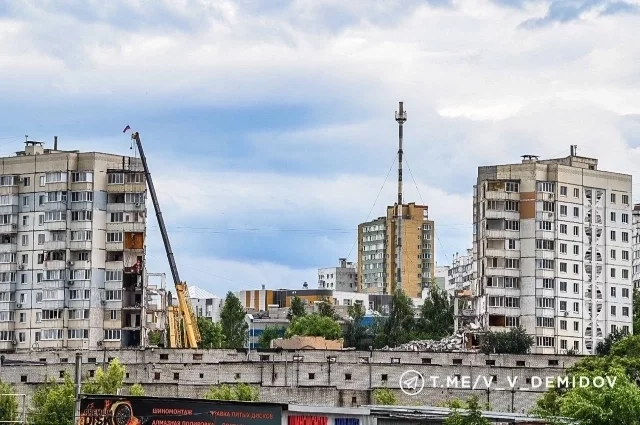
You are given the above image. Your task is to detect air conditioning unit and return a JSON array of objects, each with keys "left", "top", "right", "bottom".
[
  {"left": 11, "top": 339, "right": 17, "bottom": 345},
  {"left": 16, "top": 303, "right": 22, "bottom": 308},
  {"left": 135, "top": 202, "right": 141, "bottom": 208},
  {"left": 97, "top": 340, "right": 103, "bottom": 347},
  {"left": 11, "top": 224, "right": 17, "bottom": 229},
  {"left": 100, "top": 300, "right": 106, "bottom": 305},
  {"left": 68, "top": 261, "right": 74, "bottom": 267},
  {"left": 67, "top": 281, "right": 74, "bottom": 286},
  {"left": 19, "top": 264, "right": 25, "bottom": 270},
  {"left": 17, "top": 177, "right": 23, "bottom": 183},
  {"left": 564, "top": 311, "right": 569, "bottom": 317}
]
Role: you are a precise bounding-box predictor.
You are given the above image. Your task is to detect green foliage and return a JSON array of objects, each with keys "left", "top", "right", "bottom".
[
  {"left": 444, "top": 396, "right": 490, "bottom": 425},
  {"left": 203, "top": 383, "right": 259, "bottom": 401},
  {"left": 285, "top": 313, "right": 343, "bottom": 340},
  {"left": 288, "top": 296, "right": 306, "bottom": 320},
  {"left": 374, "top": 289, "right": 416, "bottom": 348},
  {"left": 440, "top": 399, "right": 468, "bottom": 409},
  {"left": 633, "top": 288, "right": 640, "bottom": 334},
  {"left": 373, "top": 387, "right": 397, "bottom": 405},
  {"left": 344, "top": 303, "right": 368, "bottom": 349},
  {"left": 258, "top": 326, "right": 282, "bottom": 349},
  {"left": 197, "top": 317, "right": 225, "bottom": 349},
  {"left": 596, "top": 327, "right": 627, "bottom": 355},
  {"left": 129, "top": 383, "right": 145, "bottom": 396},
  {"left": 30, "top": 376, "right": 75, "bottom": 425},
  {"left": 417, "top": 287, "right": 454, "bottom": 340},
  {"left": 317, "top": 300, "right": 337, "bottom": 319},
  {"left": 82, "top": 358, "right": 125, "bottom": 395},
  {"left": 220, "top": 292, "right": 248, "bottom": 348},
  {"left": 534, "top": 334, "right": 640, "bottom": 425},
  {"left": 479, "top": 326, "right": 534, "bottom": 355},
  {"left": 148, "top": 330, "right": 162, "bottom": 346},
  {"left": 0, "top": 380, "right": 19, "bottom": 423}
]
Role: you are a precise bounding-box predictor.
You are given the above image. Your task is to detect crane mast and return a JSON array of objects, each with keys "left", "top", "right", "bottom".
[{"left": 130, "top": 131, "right": 200, "bottom": 348}]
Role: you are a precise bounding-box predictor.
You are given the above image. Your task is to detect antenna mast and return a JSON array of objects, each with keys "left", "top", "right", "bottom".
[{"left": 395, "top": 102, "right": 407, "bottom": 292}]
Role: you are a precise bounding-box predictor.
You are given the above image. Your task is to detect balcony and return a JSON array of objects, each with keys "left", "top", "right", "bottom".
[
  {"left": 44, "top": 260, "right": 67, "bottom": 270},
  {"left": 0, "top": 223, "right": 18, "bottom": 234},
  {"left": 44, "top": 221, "right": 67, "bottom": 231},
  {"left": 485, "top": 248, "right": 506, "bottom": 257},
  {"left": 123, "top": 222, "right": 145, "bottom": 233},
  {"left": 42, "top": 280, "right": 65, "bottom": 289},
  {"left": 69, "top": 241, "right": 92, "bottom": 250},
  {"left": 70, "top": 221, "right": 92, "bottom": 231},
  {"left": 70, "top": 260, "right": 91, "bottom": 270},
  {"left": 70, "top": 201, "right": 93, "bottom": 211},
  {"left": 0, "top": 283, "right": 15, "bottom": 292},
  {"left": 0, "top": 186, "right": 19, "bottom": 196},
  {"left": 0, "top": 263, "right": 17, "bottom": 272},
  {"left": 106, "top": 261, "right": 124, "bottom": 270},
  {"left": 484, "top": 229, "right": 519, "bottom": 239},
  {"left": 44, "top": 240, "right": 67, "bottom": 250},
  {"left": 535, "top": 250, "right": 555, "bottom": 260},
  {"left": 485, "top": 191, "right": 520, "bottom": 201},
  {"left": 0, "top": 205, "right": 19, "bottom": 215},
  {"left": 44, "top": 201, "right": 67, "bottom": 211},
  {"left": 107, "top": 203, "right": 145, "bottom": 213},
  {"left": 485, "top": 268, "right": 520, "bottom": 278},
  {"left": 0, "top": 243, "right": 17, "bottom": 253},
  {"left": 485, "top": 210, "right": 520, "bottom": 220},
  {"left": 106, "top": 241, "right": 123, "bottom": 251},
  {"left": 41, "top": 300, "right": 65, "bottom": 309},
  {"left": 535, "top": 269, "right": 555, "bottom": 279},
  {"left": 0, "top": 322, "right": 15, "bottom": 331},
  {"left": 536, "top": 193, "right": 555, "bottom": 201},
  {"left": 536, "top": 212, "right": 555, "bottom": 221}
]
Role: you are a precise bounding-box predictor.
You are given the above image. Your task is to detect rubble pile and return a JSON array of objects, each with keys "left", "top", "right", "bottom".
[{"left": 382, "top": 323, "right": 481, "bottom": 352}]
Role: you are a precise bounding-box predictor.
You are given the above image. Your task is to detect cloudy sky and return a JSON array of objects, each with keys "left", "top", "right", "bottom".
[{"left": 1, "top": 0, "right": 639, "bottom": 296}]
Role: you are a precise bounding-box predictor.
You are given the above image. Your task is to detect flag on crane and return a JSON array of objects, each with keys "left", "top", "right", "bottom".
[{"left": 122, "top": 125, "right": 131, "bottom": 133}]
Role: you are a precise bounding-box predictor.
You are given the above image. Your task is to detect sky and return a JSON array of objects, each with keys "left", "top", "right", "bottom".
[{"left": 1, "top": 0, "right": 640, "bottom": 296}]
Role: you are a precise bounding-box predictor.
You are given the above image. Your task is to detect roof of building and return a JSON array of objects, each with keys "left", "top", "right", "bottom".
[
  {"left": 366, "top": 405, "right": 552, "bottom": 423},
  {"left": 188, "top": 286, "right": 218, "bottom": 300}
]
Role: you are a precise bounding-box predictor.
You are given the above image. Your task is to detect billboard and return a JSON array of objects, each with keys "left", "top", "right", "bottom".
[{"left": 78, "top": 395, "right": 282, "bottom": 425}]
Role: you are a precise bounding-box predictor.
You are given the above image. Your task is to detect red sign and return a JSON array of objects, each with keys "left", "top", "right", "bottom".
[{"left": 289, "top": 416, "right": 328, "bottom": 425}]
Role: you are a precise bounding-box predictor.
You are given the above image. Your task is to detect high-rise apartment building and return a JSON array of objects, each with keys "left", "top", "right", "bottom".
[
  {"left": 473, "top": 150, "right": 633, "bottom": 354},
  {"left": 0, "top": 140, "right": 150, "bottom": 352},
  {"left": 357, "top": 203, "right": 434, "bottom": 298},
  {"left": 318, "top": 258, "right": 357, "bottom": 292},
  {"left": 447, "top": 249, "right": 476, "bottom": 296},
  {"left": 632, "top": 204, "right": 640, "bottom": 289}
]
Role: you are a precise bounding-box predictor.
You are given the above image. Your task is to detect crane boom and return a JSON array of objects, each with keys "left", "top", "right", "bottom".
[{"left": 130, "top": 131, "right": 200, "bottom": 348}]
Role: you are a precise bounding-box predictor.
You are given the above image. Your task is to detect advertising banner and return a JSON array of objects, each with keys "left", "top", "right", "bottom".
[{"left": 78, "top": 395, "right": 282, "bottom": 425}]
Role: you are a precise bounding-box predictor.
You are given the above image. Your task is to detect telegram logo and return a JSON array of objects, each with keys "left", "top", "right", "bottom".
[{"left": 399, "top": 370, "right": 424, "bottom": 396}]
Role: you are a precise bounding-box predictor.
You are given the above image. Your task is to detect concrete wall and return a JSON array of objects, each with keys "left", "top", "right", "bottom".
[{"left": 0, "top": 348, "right": 583, "bottom": 414}]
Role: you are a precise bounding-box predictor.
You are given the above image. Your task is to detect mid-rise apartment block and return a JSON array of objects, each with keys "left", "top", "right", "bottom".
[
  {"left": 473, "top": 150, "right": 633, "bottom": 354},
  {"left": 632, "top": 204, "right": 640, "bottom": 289},
  {"left": 357, "top": 203, "right": 434, "bottom": 298},
  {"left": 0, "top": 140, "right": 151, "bottom": 352},
  {"left": 318, "top": 258, "right": 357, "bottom": 292},
  {"left": 447, "top": 249, "right": 476, "bottom": 296}
]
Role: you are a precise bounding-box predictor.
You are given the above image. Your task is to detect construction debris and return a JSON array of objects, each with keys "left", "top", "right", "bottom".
[{"left": 382, "top": 323, "right": 481, "bottom": 352}]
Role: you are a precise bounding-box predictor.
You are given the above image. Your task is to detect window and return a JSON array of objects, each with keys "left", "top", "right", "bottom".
[
  {"left": 623, "top": 250, "right": 629, "bottom": 261},
  {"left": 560, "top": 262, "right": 567, "bottom": 273},
  {"left": 611, "top": 287, "right": 617, "bottom": 297},
  {"left": 105, "top": 290, "right": 122, "bottom": 300},
  {"left": 536, "top": 337, "right": 555, "bottom": 347},
  {"left": 22, "top": 196, "right": 28, "bottom": 206},
  {"left": 104, "top": 329, "right": 121, "bottom": 340},
  {"left": 44, "top": 211, "right": 66, "bottom": 222},
  {"left": 47, "top": 191, "right": 67, "bottom": 203},
  {"left": 70, "top": 231, "right": 92, "bottom": 241},
  {"left": 543, "top": 279, "right": 554, "bottom": 289},
  {"left": 505, "top": 201, "right": 519, "bottom": 212},
  {"left": 560, "top": 243, "right": 567, "bottom": 254},
  {"left": 345, "top": 373, "right": 352, "bottom": 381},
  {"left": 537, "top": 298, "right": 554, "bottom": 308},
  {"left": 41, "top": 329, "right": 63, "bottom": 340},
  {"left": 505, "top": 297, "right": 519, "bottom": 308},
  {"left": 71, "top": 172, "right": 93, "bottom": 183},
  {"left": 560, "top": 301, "right": 567, "bottom": 311},
  {"left": 623, "top": 307, "right": 630, "bottom": 317},
  {"left": 23, "top": 177, "right": 30, "bottom": 187},
  {"left": 536, "top": 259, "right": 554, "bottom": 269},
  {"left": 623, "top": 326, "right": 630, "bottom": 334},
  {"left": 623, "top": 232, "right": 629, "bottom": 243},
  {"left": 488, "top": 296, "right": 504, "bottom": 307},
  {"left": 611, "top": 268, "right": 616, "bottom": 278},
  {"left": 543, "top": 201, "right": 555, "bottom": 212},
  {"left": 611, "top": 249, "right": 617, "bottom": 260},
  {"left": 108, "top": 310, "right": 119, "bottom": 321},
  {"left": 45, "top": 172, "right": 67, "bottom": 183},
  {"left": 71, "top": 270, "right": 91, "bottom": 280},
  {"left": 558, "top": 281, "right": 568, "bottom": 292},
  {"left": 0, "top": 176, "right": 17, "bottom": 186},
  {"left": 507, "top": 239, "right": 516, "bottom": 250},
  {"left": 38, "top": 195, "right": 45, "bottom": 206},
  {"left": 573, "top": 245, "right": 579, "bottom": 255},
  {"left": 611, "top": 212, "right": 616, "bottom": 222},
  {"left": 574, "top": 188, "right": 579, "bottom": 198},
  {"left": 622, "top": 288, "right": 630, "bottom": 298},
  {"left": 0, "top": 273, "right": 15, "bottom": 283},
  {"left": 71, "top": 211, "right": 92, "bottom": 221},
  {"left": 622, "top": 194, "right": 629, "bottom": 205},
  {"left": 505, "top": 182, "right": 519, "bottom": 192},
  {"left": 536, "top": 317, "right": 554, "bottom": 328},
  {"left": 611, "top": 193, "right": 616, "bottom": 203},
  {"left": 105, "top": 270, "right": 123, "bottom": 281},
  {"left": 505, "top": 258, "right": 519, "bottom": 269},
  {"left": 611, "top": 306, "right": 616, "bottom": 316},
  {"left": 71, "top": 191, "right": 93, "bottom": 202},
  {"left": 560, "top": 224, "right": 567, "bottom": 234},
  {"left": 622, "top": 213, "right": 629, "bottom": 224},
  {"left": 573, "top": 302, "right": 579, "bottom": 313},
  {"left": 68, "top": 329, "right": 89, "bottom": 339},
  {"left": 39, "top": 175, "right": 45, "bottom": 186},
  {"left": 37, "top": 234, "right": 45, "bottom": 245},
  {"left": 505, "top": 277, "right": 519, "bottom": 288},
  {"left": 107, "top": 173, "right": 124, "bottom": 184},
  {"left": 68, "top": 309, "right": 89, "bottom": 320},
  {"left": 536, "top": 239, "right": 554, "bottom": 250},
  {"left": 560, "top": 320, "right": 567, "bottom": 330},
  {"left": 505, "top": 316, "right": 520, "bottom": 327},
  {"left": 573, "top": 226, "right": 579, "bottom": 236},
  {"left": 574, "top": 322, "right": 579, "bottom": 331},
  {"left": 560, "top": 205, "right": 567, "bottom": 216},
  {"left": 622, "top": 269, "right": 629, "bottom": 279},
  {"left": 110, "top": 212, "right": 123, "bottom": 223},
  {"left": 0, "top": 311, "right": 14, "bottom": 322},
  {"left": 38, "top": 214, "right": 44, "bottom": 225},
  {"left": 560, "top": 186, "right": 567, "bottom": 196},
  {"left": 573, "top": 264, "right": 579, "bottom": 274},
  {"left": 21, "top": 235, "right": 28, "bottom": 246},
  {"left": 107, "top": 232, "right": 123, "bottom": 242},
  {"left": 573, "top": 207, "right": 579, "bottom": 218},
  {"left": 573, "top": 283, "right": 579, "bottom": 294},
  {"left": 505, "top": 220, "right": 519, "bottom": 231},
  {"left": 537, "top": 182, "right": 555, "bottom": 193}
]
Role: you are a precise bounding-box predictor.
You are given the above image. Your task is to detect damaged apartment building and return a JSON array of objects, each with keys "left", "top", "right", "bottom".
[{"left": 0, "top": 138, "right": 165, "bottom": 352}]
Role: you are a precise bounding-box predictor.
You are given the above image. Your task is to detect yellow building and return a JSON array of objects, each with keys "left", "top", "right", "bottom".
[{"left": 357, "top": 202, "right": 434, "bottom": 298}]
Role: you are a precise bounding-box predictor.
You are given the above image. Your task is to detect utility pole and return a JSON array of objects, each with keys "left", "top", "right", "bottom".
[
  {"left": 395, "top": 102, "right": 407, "bottom": 292},
  {"left": 74, "top": 352, "right": 82, "bottom": 423}
]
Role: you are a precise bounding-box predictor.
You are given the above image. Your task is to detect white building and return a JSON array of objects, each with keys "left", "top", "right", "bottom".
[
  {"left": 0, "top": 139, "right": 151, "bottom": 352},
  {"left": 318, "top": 258, "right": 357, "bottom": 292},
  {"left": 474, "top": 149, "right": 633, "bottom": 355},
  {"left": 189, "top": 285, "right": 222, "bottom": 322},
  {"left": 447, "top": 249, "right": 476, "bottom": 296},
  {"left": 633, "top": 204, "right": 640, "bottom": 289}
]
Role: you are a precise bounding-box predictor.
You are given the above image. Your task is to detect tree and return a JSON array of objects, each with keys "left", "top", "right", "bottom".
[
  {"left": 444, "top": 396, "right": 490, "bottom": 425},
  {"left": 596, "top": 327, "right": 626, "bottom": 355},
  {"left": 204, "top": 383, "right": 259, "bottom": 401},
  {"left": 148, "top": 330, "right": 162, "bottom": 346},
  {"left": 0, "top": 380, "right": 18, "bottom": 423},
  {"left": 82, "top": 358, "right": 126, "bottom": 395},
  {"left": 633, "top": 288, "right": 640, "bottom": 334},
  {"left": 129, "top": 383, "right": 145, "bottom": 396},
  {"left": 374, "top": 289, "right": 416, "bottom": 348},
  {"left": 344, "top": 303, "right": 368, "bottom": 349},
  {"left": 258, "top": 326, "right": 282, "bottom": 349},
  {"left": 285, "top": 313, "right": 343, "bottom": 340},
  {"left": 417, "top": 286, "right": 454, "bottom": 340},
  {"left": 197, "top": 317, "right": 225, "bottom": 349},
  {"left": 220, "top": 292, "right": 248, "bottom": 349},
  {"left": 288, "top": 296, "right": 306, "bottom": 320},
  {"left": 29, "top": 376, "right": 75, "bottom": 425},
  {"left": 317, "top": 300, "right": 337, "bottom": 319},
  {"left": 479, "top": 326, "right": 533, "bottom": 355},
  {"left": 373, "top": 387, "right": 397, "bottom": 405}
]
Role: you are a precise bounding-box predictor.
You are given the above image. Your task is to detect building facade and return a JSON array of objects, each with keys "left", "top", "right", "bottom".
[
  {"left": 447, "top": 249, "right": 475, "bottom": 296},
  {"left": 473, "top": 151, "right": 633, "bottom": 354},
  {"left": 189, "top": 286, "right": 222, "bottom": 322},
  {"left": 633, "top": 204, "right": 640, "bottom": 289},
  {"left": 357, "top": 203, "right": 434, "bottom": 298},
  {"left": 0, "top": 140, "right": 149, "bottom": 352},
  {"left": 318, "top": 258, "right": 357, "bottom": 292}
]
